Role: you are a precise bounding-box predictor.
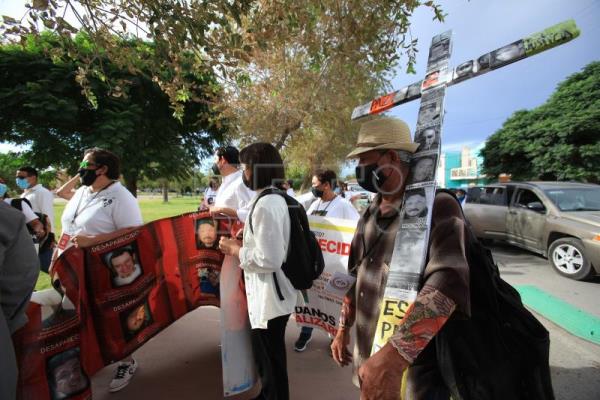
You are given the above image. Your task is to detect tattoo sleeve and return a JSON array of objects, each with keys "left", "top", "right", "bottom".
[
  {"left": 339, "top": 296, "right": 356, "bottom": 329},
  {"left": 389, "top": 284, "right": 456, "bottom": 364}
]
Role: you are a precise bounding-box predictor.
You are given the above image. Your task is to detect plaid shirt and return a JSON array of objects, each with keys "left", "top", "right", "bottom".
[{"left": 341, "top": 192, "right": 470, "bottom": 381}]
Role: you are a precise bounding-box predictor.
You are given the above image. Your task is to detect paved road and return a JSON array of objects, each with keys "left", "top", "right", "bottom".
[{"left": 90, "top": 243, "right": 600, "bottom": 400}]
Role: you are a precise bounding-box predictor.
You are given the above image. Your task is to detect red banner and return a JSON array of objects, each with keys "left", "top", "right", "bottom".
[{"left": 13, "top": 211, "right": 245, "bottom": 400}]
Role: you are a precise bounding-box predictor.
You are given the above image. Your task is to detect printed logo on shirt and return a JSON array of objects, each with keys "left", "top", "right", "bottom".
[
  {"left": 311, "top": 210, "right": 328, "bottom": 217},
  {"left": 102, "top": 197, "right": 115, "bottom": 208}
]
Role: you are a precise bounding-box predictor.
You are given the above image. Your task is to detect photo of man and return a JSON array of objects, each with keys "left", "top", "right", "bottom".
[
  {"left": 409, "top": 155, "right": 437, "bottom": 184},
  {"left": 477, "top": 52, "right": 492, "bottom": 71},
  {"left": 104, "top": 246, "right": 143, "bottom": 287},
  {"left": 120, "top": 301, "right": 153, "bottom": 342},
  {"left": 428, "top": 37, "right": 450, "bottom": 64},
  {"left": 402, "top": 189, "right": 428, "bottom": 220},
  {"left": 390, "top": 228, "right": 427, "bottom": 274},
  {"left": 195, "top": 218, "right": 219, "bottom": 250},
  {"left": 406, "top": 81, "right": 422, "bottom": 99},
  {"left": 416, "top": 126, "right": 440, "bottom": 151},
  {"left": 47, "top": 348, "right": 89, "bottom": 400},
  {"left": 421, "top": 71, "right": 440, "bottom": 90},
  {"left": 198, "top": 267, "right": 220, "bottom": 297},
  {"left": 417, "top": 101, "right": 441, "bottom": 126},
  {"left": 491, "top": 40, "right": 525, "bottom": 68},
  {"left": 454, "top": 60, "right": 475, "bottom": 81}
]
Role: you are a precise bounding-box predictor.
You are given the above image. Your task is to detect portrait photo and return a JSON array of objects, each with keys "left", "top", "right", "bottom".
[
  {"left": 198, "top": 267, "right": 221, "bottom": 297},
  {"left": 477, "top": 52, "right": 492, "bottom": 71},
  {"left": 120, "top": 300, "right": 153, "bottom": 342},
  {"left": 491, "top": 40, "right": 525, "bottom": 68},
  {"left": 47, "top": 348, "right": 90, "bottom": 400},
  {"left": 195, "top": 217, "right": 219, "bottom": 250},
  {"left": 409, "top": 155, "right": 438, "bottom": 184},
  {"left": 416, "top": 126, "right": 440, "bottom": 151},
  {"left": 428, "top": 37, "right": 450, "bottom": 64},
  {"left": 391, "top": 229, "right": 427, "bottom": 274},
  {"left": 103, "top": 245, "right": 143, "bottom": 288},
  {"left": 417, "top": 101, "right": 441, "bottom": 126},
  {"left": 454, "top": 60, "right": 475, "bottom": 82},
  {"left": 402, "top": 188, "right": 428, "bottom": 220},
  {"left": 406, "top": 81, "right": 422, "bottom": 99}
]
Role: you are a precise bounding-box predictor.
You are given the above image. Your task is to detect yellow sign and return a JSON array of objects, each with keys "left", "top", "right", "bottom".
[{"left": 371, "top": 297, "right": 411, "bottom": 353}]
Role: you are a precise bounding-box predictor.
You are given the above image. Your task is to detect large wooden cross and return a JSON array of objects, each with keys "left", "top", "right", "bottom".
[{"left": 356, "top": 20, "right": 581, "bottom": 354}]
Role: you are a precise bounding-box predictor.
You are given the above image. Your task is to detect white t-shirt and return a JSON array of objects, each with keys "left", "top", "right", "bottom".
[
  {"left": 22, "top": 184, "right": 55, "bottom": 231},
  {"left": 60, "top": 181, "right": 143, "bottom": 237},
  {"left": 204, "top": 187, "right": 218, "bottom": 206},
  {"left": 3, "top": 198, "right": 38, "bottom": 223},
  {"left": 306, "top": 195, "right": 360, "bottom": 221},
  {"left": 214, "top": 170, "right": 255, "bottom": 222},
  {"left": 286, "top": 188, "right": 296, "bottom": 197}
]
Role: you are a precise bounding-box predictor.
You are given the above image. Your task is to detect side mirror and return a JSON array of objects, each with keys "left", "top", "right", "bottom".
[{"left": 527, "top": 201, "right": 545, "bottom": 212}]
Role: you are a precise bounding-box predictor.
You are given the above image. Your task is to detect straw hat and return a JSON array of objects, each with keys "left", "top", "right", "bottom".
[{"left": 346, "top": 117, "right": 418, "bottom": 159}]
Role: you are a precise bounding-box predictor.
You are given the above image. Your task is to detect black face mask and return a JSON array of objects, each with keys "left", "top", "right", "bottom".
[
  {"left": 242, "top": 171, "right": 253, "bottom": 190},
  {"left": 311, "top": 187, "right": 324, "bottom": 198},
  {"left": 78, "top": 168, "right": 99, "bottom": 187},
  {"left": 211, "top": 163, "right": 220, "bottom": 175},
  {"left": 356, "top": 155, "right": 387, "bottom": 193}
]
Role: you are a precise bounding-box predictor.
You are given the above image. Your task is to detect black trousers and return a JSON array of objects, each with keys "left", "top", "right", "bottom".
[{"left": 251, "top": 314, "right": 290, "bottom": 400}]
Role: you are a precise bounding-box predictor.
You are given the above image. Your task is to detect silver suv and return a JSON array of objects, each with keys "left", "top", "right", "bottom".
[{"left": 463, "top": 182, "right": 600, "bottom": 280}]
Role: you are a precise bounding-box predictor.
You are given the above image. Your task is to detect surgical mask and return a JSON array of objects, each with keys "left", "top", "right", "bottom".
[
  {"left": 211, "top": 163, "right": 220, "bottom": 175},
  {"left": 16, "top": 177, "right": 30, "bottom": 190},
  {"left": 78, "top": 168, "right": 99, "bottom": 186},
  {"left": 311, "top": 187, "right": 324, "bottom": 198},
  {"left": 0, "top": 183, "right": 7, "bottom": 197},
  {"left": 356, "top": 154, "right": 388, "bottom": 193}
]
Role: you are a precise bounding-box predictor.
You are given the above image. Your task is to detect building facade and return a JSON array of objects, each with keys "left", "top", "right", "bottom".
[{"left": 437, "top": 143, "right": 490, "bottom": 189}]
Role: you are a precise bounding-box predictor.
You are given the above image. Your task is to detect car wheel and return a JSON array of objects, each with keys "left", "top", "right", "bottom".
[{"left": 548, "top": 238, "right": 594, "bottom": 281}]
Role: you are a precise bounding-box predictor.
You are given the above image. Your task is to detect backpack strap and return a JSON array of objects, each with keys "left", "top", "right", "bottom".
[{"left": 10, "top": 197, "right": 33, "bottom": 212}]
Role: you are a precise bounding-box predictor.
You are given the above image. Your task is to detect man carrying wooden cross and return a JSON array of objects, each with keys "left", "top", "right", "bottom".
[
  {"left": 330, "top": 117, "right": 472, "bottom": 400},
  {"left": 331, "top": 117, "right": 555, "bottom": 400}
]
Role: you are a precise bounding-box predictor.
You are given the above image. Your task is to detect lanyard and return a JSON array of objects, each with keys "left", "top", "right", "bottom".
[
  {"left": 71, "top": 181, "right": 116, "bottom": 225},
  {"left": 315, "top": 195, "right": 337, "bottom": 215}
]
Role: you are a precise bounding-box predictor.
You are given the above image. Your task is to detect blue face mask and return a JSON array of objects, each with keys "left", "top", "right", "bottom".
[
  {"left": 0, "top": 183, "right": 7, "bottom": 197},
  {"left": 16, "top": 177, "right": 30, "bottom": 190}
]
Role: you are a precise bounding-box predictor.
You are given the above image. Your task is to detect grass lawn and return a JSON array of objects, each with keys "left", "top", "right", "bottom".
[{"left": 36, "top": 195, "right": 202, "bottom": 291}]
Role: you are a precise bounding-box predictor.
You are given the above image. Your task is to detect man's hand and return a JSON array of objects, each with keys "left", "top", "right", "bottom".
[
  {"left": 219, "top": 237, "right": 241, "bottom": 258},
  {"left": 331, "top": 328, "right": 352, "bottom": 367},
  {"left": 210, "top": 206, "right": 236, "bottom": 219},
  {"left": 358, "top": 343, "right": 409, "bottom": 400},
  {"left": 71, "top": 234, "right": 96, "bottom": 248}
]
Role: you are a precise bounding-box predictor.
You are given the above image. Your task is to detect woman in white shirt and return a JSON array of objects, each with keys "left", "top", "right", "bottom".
[
  {"left": 53, "top": 148, "right": 143, "bottom": 393},
  {"left": 219, "top": 142, "right": 298, "bottom": 400}
]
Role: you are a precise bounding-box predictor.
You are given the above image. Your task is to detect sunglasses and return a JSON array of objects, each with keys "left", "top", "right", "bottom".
[{"left": 79, "top": 160, "right": 100, "bottom": 169}]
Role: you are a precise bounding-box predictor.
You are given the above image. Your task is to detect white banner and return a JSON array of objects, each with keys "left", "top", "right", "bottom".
[{"left": 294, "top": 216, "right": 358, "bottom": 335}]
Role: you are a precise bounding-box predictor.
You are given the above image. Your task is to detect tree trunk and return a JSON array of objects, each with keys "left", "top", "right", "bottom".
[
  {"left": 123, "top": 173, "right": 138, "bottom": 198},
  {"left": 161, "top": 179, "right": 169, "bottom": 203},
  {"left": 274, "top": 120, "right": 302, "bottom": 150}
]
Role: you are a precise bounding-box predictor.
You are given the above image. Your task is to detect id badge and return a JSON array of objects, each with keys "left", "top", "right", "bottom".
[{"left": 57, "top": 233, "right": 72, "bottom": 250}]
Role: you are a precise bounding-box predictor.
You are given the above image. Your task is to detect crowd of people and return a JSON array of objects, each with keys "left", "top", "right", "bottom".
[{"left": 0, "top": 116, "right": 552, "bottom": 400}]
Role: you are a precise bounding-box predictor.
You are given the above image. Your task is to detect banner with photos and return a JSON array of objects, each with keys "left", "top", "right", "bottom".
[
  {"left": 12, "top": 211, "right": 256, "bottom": 400},
  {"left": 294, "top": 216, "right": 357, "bottom": 336}
]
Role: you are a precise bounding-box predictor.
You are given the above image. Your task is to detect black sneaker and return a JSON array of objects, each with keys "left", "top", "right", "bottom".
[{"left": 294, "top": 331, "right": 313, "bottom": 352}]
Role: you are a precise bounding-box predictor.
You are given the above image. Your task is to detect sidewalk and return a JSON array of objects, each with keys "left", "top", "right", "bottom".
[{"left": 91, "top": 307, "right": 359, "bottom": 400}]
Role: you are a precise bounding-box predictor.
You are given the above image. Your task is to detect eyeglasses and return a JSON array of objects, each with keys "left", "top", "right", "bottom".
[{"left": 79, "top": 160, "right": 99, "bottom": 169}]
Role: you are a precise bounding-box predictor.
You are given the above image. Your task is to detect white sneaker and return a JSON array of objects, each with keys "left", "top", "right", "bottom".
[{"left": 109, "top": 359, "right": 137, "bottom": 393}]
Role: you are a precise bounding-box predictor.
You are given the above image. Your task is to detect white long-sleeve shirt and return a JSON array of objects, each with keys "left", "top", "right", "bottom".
[
  {"left": 214, "top": 170, "right": 255, "bottom": 223},
  {"left": 239, "top": 192, "right": 299, "bottom": 329}
]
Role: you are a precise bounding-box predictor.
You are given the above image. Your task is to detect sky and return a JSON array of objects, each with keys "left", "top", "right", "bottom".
[
  {"left": 384, "top": 0, "right": 600, "bottom": 152},
  {"left": 1, "top": 0, "right": 599, "bottom": 158}
]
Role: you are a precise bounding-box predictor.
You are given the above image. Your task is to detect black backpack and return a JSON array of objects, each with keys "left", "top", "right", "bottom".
[
  {"left": 248, "top": 188, "right": 325, "bottom": 293},
  {"left": 433, "top": 190, "right": 554, "bottom": 400}
]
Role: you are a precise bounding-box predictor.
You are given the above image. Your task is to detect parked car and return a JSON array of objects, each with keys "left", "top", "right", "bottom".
[
  {"left": 463, "top": 182, "right": 600, "bottom": 280},
  {"left": 344, "top": 180, "right": 374, "bottom": 213}
]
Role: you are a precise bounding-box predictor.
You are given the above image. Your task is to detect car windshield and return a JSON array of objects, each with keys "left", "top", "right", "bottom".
[{"left": 544, "top": 188, "right": 600, "bottom": 211}]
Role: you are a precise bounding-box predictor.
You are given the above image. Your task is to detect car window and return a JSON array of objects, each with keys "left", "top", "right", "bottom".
[
  {"left": 544, "top": 188, "right": 600, "bottom": 211},
  {"left": 514, "top": 189, "right": 545, "bottom": 211},
  {"left": 466, "top": 186, "right": 506, "bottom": 206}
]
